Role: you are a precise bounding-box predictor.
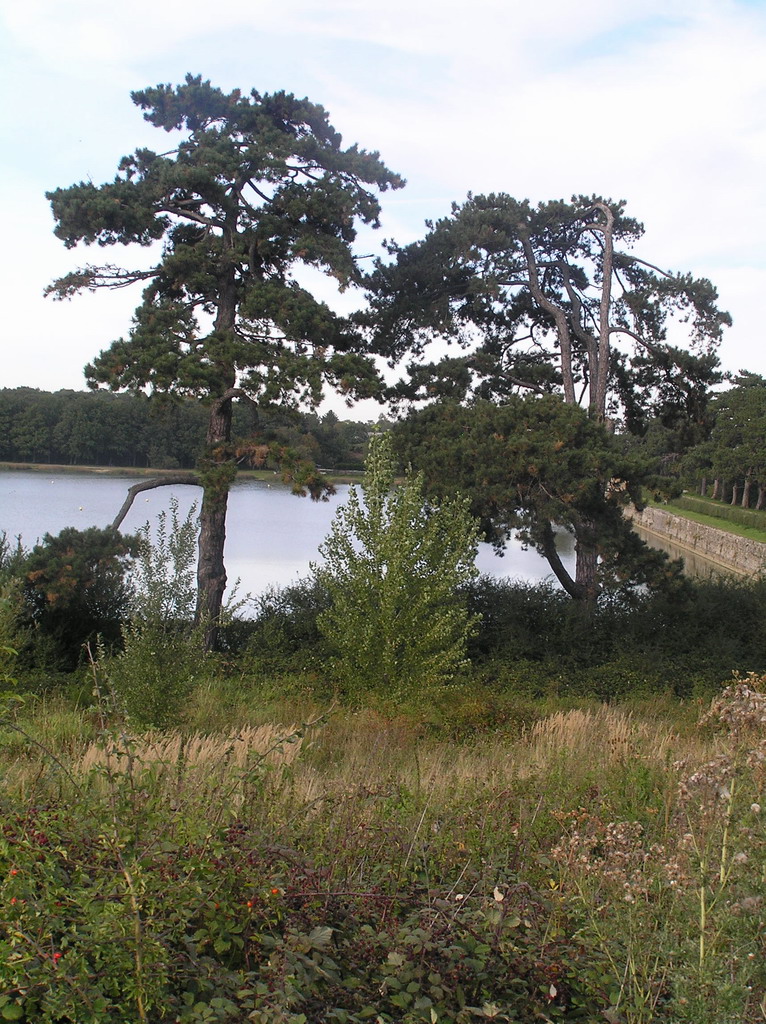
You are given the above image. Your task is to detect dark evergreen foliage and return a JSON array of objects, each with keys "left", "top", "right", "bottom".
[
  {"left": 19, "top": 527, "right": 140, "bottom": 668},
  {"left": 364, "top": 194, "right": 730, "bottom": 600},
  {"left": 393, "top": 395, "right": 688, "bottom": 602}
]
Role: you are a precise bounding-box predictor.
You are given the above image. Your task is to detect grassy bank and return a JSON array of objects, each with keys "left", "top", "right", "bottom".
[
  {"left": 649, "top": 495, "right": 766, "bottom": 545},
  {"left": 1, "top": 681, "right": 765, "bottom": 1023}
]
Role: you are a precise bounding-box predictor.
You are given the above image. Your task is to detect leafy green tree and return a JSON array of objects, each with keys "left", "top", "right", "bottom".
[
  {"left": 11, "top": 406, "right": 50, "bottom": 463},
  {"left": 52, "top": 401, "right": 104, "bottom": 464},
  {"left": 365, "top": 194, "right": 729, "bottom": 599},
  {"left": 111, "top": 499, "right": 201, "bottom": 727},
  {"left": 47, "top": 74, "right": 403, "bottom": 648},
  {"left": 312, "top": 432, "right": 480, "bottom": 701}
]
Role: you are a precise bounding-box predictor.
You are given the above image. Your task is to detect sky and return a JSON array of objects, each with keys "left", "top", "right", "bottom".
[{"left": 1, "top": 0, "right": 765, "bottom": 414}]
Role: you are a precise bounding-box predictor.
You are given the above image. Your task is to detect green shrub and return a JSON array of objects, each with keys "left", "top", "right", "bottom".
[
  {"left": 106, "top": 499, "right": 204, "bottom": 728},
  {"left": 314, "top": 432, "right": 480, "bottom": 703},
  {"left": 130, "top": 496, "right": 198, "bottom": 626},
  {"left": 237, "top": 578, "right": 330, "bottom": 674},
  {"left": 18, "top": 526, "right": 139, "bottom": 669},
  {"left": 108, "top": 622, "right": 200, "bottom": 728}
]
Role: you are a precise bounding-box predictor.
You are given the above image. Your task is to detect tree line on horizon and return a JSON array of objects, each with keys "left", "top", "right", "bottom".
[{"left": 0, "top": 387, "right": 376, "bottom": 472}]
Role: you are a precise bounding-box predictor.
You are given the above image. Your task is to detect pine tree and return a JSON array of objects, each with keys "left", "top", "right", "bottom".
[{"left": 46, "top": 75, "right": 403, "bottom": 648}]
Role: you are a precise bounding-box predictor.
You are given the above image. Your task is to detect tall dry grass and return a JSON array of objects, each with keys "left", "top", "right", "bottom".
[
  {"left": 77, "top": 723, "right": 303, "bottom": 776},
  {"left": 0, "top": 700, "right": 728, "bottom": 816}
]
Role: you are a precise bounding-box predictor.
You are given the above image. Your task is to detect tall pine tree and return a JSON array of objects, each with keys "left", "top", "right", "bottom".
[{"left": 47, "top": 75, "right": 403, "bottom": 647}]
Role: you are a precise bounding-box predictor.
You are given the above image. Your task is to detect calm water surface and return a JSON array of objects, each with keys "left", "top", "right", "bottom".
[{"left": 0, "top": 471, "right": 577, "bottom": 606}]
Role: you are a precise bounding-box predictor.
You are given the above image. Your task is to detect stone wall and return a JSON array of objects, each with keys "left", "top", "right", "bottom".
[{"left": 627, "top": 505, "right": 766, "bottom": 577}]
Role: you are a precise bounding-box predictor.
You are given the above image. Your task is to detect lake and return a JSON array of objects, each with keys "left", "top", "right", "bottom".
[{"left": 0, "top": 470, "right": 577, "bottom": 607}]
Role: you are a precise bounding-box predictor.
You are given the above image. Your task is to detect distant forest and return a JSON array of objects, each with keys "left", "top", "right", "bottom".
[{"left": 0, "top": 388, "right": 378, "bottom": 471}]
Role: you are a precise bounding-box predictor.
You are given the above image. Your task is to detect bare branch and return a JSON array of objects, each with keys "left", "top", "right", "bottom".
[
  {"left": 608, "top": 325, "right": 665, "bottom": 357},
  {"left": 505, "top": 375, "right": 547, "bottom": 395},
  {"left": 111, "top": 475, "right": 201, "bottom": 530},
  {"left": 519, "top": 235, "right": 576, "bottom": 404},
  {"left": 245, "top": 180, "right": 273, "bottom": 204},
  {"left": 619, "top": 253, "right": 674, "bottom": 279},
  {"left": 233, "top": 186, "right": 259, "bottom": 218},
  {"left": 159, "top": 205, "right": 225, "bottom": 230}
]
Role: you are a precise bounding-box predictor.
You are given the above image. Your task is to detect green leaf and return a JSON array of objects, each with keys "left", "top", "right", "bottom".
[{"left": 307, "top": 925, "right": 333, "bottom": 948}]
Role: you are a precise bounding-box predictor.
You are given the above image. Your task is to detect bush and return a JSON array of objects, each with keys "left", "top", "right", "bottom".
[
  {"left": 107, "top": 622, "right": 201, "bottom": 728},
  {"left": 237, "top": 578, "right": 330, "bottom": 674},
  {"left": 109, "top": 500, "right": 202, "bottom": 728},
  {"left": 19, "top": 526, "right": 139, "bottom": 669},
  {"left": 313, "top": 432, "right": 480, "bottom": 703}
]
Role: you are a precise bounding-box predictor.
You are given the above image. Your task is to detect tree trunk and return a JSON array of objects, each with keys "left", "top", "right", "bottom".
[
  {"left": 731, "top": 482, "right": 739, "bottom": 506},
  {"left": 196, "top": 210, "right": 240, "bottom": 653},
  {"left": 593, "top": 202, "right": 615, "bottom": 421},
  {"left": 540, "top": 521, "right": 586, "bottom": 600},
  {"left": 712, "top": 478, "right": 721, "bottom": 500},
  {"left": 196, "top": 392, "right": 236, "bottom": 652},
  {"left": 742, "top": 476, "right": 753, "bottom": 509},
  {"left": 699, "top": 476, "right": 707, "bottom": 497},
  {"left": 756, "top": 485, "right": 766, "bottom": 511},
  {"left": 574, "top": 517, "right": 600, "bottom": 603}
]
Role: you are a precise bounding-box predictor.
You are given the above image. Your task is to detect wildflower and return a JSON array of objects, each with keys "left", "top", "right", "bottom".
[
  {"left": 9, "top": 869, "right": 18, "bottom": 876},
  {"left": 751, "top": 803, "right": 761, "bottom": 815},
  {"left": 271, "top": 888, "right": 280, "bottom": 895},
  {"left": 52, "top": 952, "right": 62, "bottom": 963},
  {"left": 246, "top": 900, "right": 254, "bottom": 908}
]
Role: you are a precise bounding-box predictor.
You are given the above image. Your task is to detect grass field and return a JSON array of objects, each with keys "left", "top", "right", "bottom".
[{"left": 2, "top": 680, "right": 764, "bottom": 1023}]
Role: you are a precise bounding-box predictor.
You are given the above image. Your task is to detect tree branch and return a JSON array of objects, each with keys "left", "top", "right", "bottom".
[
  {"left": 504, "top": 375, "right": 547, "bottom": 395},
  {"left": 111, "top": 475, "right": 201, "bottom": 530},
  {"left": 158, "top": 205, "right": 225, "bottom": 230},
  {"left": 44, "top": 265, "right": 158, "bottom": 299},
  {"left": 607, "top": 324, "right": 665, "bottom": 357},
  {"left": 245, "top": 180, "right": 274, "bottom": 204},
  {"left": 539, "top": 521, "right": 585, "bottom": 599},
  {"left": 519, "top": 235, "right": 576, "bottom": 404},
  {"left": 619, "top": 253, "right": 674, "bottom": 279},
  {"left": 209, "top": 387, "right": 255, "bottom": 419}
]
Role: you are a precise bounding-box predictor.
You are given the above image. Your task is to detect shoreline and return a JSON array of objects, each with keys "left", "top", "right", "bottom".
[
  {"left": 627, "top": 503, "right": 766, "bottom": 578},
  {"left": 0, "top": 462, "right": 363, "bottom": 485}
]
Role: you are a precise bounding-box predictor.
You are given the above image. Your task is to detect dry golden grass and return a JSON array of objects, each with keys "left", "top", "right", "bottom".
[
  {"left": 282, "top": 706, "right": 700, "bottom": 812},
  {"left": 1, "top": 700, "right": 727, "bottom": 824},
  {"left": 527, "top": 705, "right": 668, "bottom": 763},
  {"left": 77, "top": 723, "right": 303, "bottom": 776}
]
